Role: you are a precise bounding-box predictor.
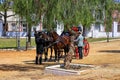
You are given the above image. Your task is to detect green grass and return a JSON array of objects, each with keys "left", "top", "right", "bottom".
[
  {"left": 0, "top": 37, "right": 119, "bottom": 49},
  {"left": 87, "top": 37, "right": 119, "bottom": 42},
  {"left": 0, "top": 38, "right": 36, "bottom": 49}
]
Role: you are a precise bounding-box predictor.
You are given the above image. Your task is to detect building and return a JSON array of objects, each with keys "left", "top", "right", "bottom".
[
  {"left": 86, "top": 9, "right": 120, "bottom": 38},
  {"left": 0, "top": 10, "right": 42, "bottom": 37},
  {"left": 0, "top": 10, "right": 120, "bottom": 38}
]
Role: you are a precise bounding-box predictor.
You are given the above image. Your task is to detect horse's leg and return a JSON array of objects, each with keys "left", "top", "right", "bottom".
[
  {"left": 44, "top": 48, "right": 48, "bottom": 62},
  {"left": 54, "top": 49, "right": 58, "bottom": 62},
  {"left": 64, "top": 48, "right": 66, "bottom": 57},
  {"left": 35, "top": 54, "right": 38, "bottom": 64},
  {"left": 49, "top": 46, "right": 53, "bottom": 60},
  {"left": 58, "top": 49, "right": 61, "bottom": 62},
  {"left": 64, "top": 45, "right": 70, "bottom": 57},
  {"left": 39, "top": 54, "right": 42, "bottom": 64}
]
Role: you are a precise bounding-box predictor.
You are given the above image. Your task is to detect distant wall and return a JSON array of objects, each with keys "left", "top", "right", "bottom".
[
  {"left": 0, "top": 21, "right": 3, "bottom": 37},
  {"left": 6, "top": 31, "right": 35, "bottom": 38}
]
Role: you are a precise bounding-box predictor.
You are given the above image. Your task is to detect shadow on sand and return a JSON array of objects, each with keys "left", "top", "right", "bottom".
[
  {"left": 0, "top": 64, "right": 44, "bottom": 71},
  {"left": 0, "top": 59, "right": 61, "bottom": 72},
  {"left": 23, "top": 59, "right": 60, "bottom": 65},
  {"left": 98, "top": 50, "right": 120, "bottom": 53}
]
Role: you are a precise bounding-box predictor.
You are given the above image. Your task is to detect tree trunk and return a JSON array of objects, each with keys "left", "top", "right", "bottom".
[
  {"left": 64, "top": 39, "right": 75, "bottom": 69},
  {"left": 64, "top": 49, "right": 73, "bottom": 69},
  {"left": 83, "top": 25, "right": 86, "bottom": 37},
  {"left": 3, "top": 11, "right": 7, "bottom": 36},
  {"left": 106, "top": 32, "right": 109, "bottom": 42},
  {"left": 27, "top": 24, "right": 31, "bottom": 47}
]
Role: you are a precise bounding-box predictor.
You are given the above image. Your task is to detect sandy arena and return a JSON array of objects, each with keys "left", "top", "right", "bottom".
[{"left": 0, "top": 40, "right": 120, "bottom": 80}]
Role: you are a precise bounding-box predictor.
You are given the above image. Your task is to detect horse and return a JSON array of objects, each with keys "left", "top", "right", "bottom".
[
  {"left": 39, "top": 31, "right": 54, "bottom": 61},
  {"left": 49, "top": 30, "right": 71, "bottom": 62}
]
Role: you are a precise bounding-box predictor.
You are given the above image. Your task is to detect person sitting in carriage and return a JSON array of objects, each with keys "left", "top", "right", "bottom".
[{"left": 34, "top": 31, "right": 45, "bottom": 64}]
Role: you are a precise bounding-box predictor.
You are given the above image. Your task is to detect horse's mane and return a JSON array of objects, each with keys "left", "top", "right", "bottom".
[
  {"left": 50, "top": 31, "right": 59, "bottom": 40},
  {"left": 52, "top": 31, "right": 58, "bottom": 36}
]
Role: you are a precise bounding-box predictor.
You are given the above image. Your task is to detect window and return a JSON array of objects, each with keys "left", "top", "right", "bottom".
[
  {"left": 23, "top": 24, "right": 27, "bottom": 32},
  {"left": 95, "top": 24, "right": 101, "bottom": 32},
  {"left": 0, "top": 15, "right": 2, "bottom": 19},
  {"left": 95, "top": 23, "right": 106, "bottom": 32},
  {"left": 118, "top": 24, "right": 120, "bottom": 32},
  {"left": 11, "top": 23, "right": 16, "bottom": 31},
  {"left": 95, "top": 9, "right": 103, "bottom": 21}
]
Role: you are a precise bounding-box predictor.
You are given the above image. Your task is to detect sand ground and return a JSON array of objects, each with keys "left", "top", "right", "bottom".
[{"left": 0, "top": 40, "right": 120, "bottom": 80}]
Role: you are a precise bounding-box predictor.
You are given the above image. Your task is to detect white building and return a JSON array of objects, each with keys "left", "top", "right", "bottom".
[
  {"left": 86, "top": 22, "right": 120, "bottom": 38},
  {"left": 0, "top": 10, "right": 120, "bottom": 38},
  {"left": 0, "top": 10, "right": 42, "bottom": 37}
]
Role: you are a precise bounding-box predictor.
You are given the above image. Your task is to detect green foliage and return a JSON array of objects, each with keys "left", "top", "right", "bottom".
[
  {"left": 1, "top": 0, "right": 118, "bottom": 31},
  {"left": 41, "top": 0, "right": 95, "bottom": 30},
  {"left": 12, "top": 0, "right": 117, "bottom": 32},
  {"left": 1, "top": 0, "right": 118, "bottom": 42},
  {"left": 13, "top": 0, "right": 36, "bottom": 25},
  {"left": 0, "top": 0, "right": 12, "bottom": 11}
]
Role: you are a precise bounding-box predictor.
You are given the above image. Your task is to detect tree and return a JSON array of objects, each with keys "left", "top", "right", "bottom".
[
  {"left": 13, "top": 0, "right": 38, "bottom": 48},
  {"left": 41, "top": 0, "right": 95, "bottom": 68},
  {"left": 0, "top": 0, "right": 15, "bottom": 36},
  {"left": 11, "top": 0, "right": 118, "bottom": 67},
  {"left": 93, "top": 0, "right": 115, "bottom": 42}
]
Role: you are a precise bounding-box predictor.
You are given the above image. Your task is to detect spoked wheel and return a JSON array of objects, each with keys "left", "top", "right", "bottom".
[
  {"left": 75, "top": 47, "right": 79, "bottom": 59},
  {"left": 83, "top": 39, "right": 90, "bottom": 57}
]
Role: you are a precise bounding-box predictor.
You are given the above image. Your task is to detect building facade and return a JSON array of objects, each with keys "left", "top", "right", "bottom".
[
  {"left": 0, "top": 10, "right": 42, "bottom": 37},
  {"left": 0, "top": 10, "right": 120, "bottom": 38}
]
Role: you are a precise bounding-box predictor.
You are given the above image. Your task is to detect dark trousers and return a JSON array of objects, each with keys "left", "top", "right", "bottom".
[{"left": 78, "top": 47, "right": 83, "bottom": 59}]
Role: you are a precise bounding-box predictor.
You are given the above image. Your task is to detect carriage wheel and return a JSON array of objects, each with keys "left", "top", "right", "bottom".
[
  {"left": 75, "top": 47, "right": 79, "bottom": 59},
  {"left": 83, "top": 42, "right": 90, "bottom": 57}
]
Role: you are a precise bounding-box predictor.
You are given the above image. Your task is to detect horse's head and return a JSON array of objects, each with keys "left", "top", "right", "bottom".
[
  {"left": 34, "top": 31, "right": 41, "bottom": 38},
  {"left": 49, "top": 31, "right": 59, "bottom": 41},
  {"left": 38, "top": 31, "right": 53, "bottom": 43}
]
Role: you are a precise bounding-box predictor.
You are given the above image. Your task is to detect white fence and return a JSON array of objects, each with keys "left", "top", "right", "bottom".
[{"left": 5, "top": 31, "right": 35, "bottom": 38}]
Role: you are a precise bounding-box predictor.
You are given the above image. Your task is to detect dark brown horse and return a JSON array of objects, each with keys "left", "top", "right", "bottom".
[
  {"left": 39, "top": 31, "right": 54, "bottom": 61},
  {"left": 49, "top": 31, "right": 71, "bottom": 62}
]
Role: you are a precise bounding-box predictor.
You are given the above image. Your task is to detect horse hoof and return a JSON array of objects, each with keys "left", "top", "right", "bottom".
[
  {"left": 44, "top": 58, "right": 48, "bottom": 62},
  {"left": 48, "top": 59, "right": 52, "bottom": 62},
  {"left": 54, "top": 60, "right": 59, "bottom": 63},
  {"left": 35, "top": 62, "right": 38, "bottom": 64},
  {"left": 44, "top": 60, "right": 48, "bottom": 62},
  {"left": 54, "top": 60, "right": 57, "bottom": 62},
  {"left": 39, "top": 63, "right": 42, "bottom": 65}
]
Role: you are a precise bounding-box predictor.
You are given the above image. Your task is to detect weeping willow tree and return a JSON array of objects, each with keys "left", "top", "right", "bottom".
[
  {"left": 43, "top": 0, "right": 95, "bottom": 36},
  {"left": 93, "top": 0, "right": 115, "bottom": 42},
  {"left": 12, "top": 0, "right": 117, "bottom": 49},
  {"left": 13, "top": 0, "right": 38, "bottom": 45},
  {"left": 10, "top": 0, "right": 118, "bottom": 68},
  {"left": 41, "top": 0, "right": 96, "bottom": 68},
  {"left": 41, "top": 1, "right": 93, "bottom": 42},
  {"left": 42, "top": 0, "right": 58, "bottom": 31},
  {"left": 41, "top": 0, "right": 116, "bottom": 38},
  {"left": 104, "top": 0, "right": 114, "bottom": 42}
]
